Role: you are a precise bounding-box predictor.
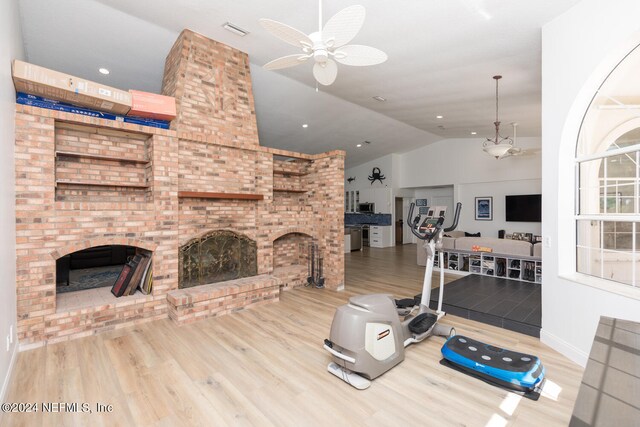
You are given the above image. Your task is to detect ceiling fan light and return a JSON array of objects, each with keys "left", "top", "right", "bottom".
[
  {"left": 483, "top": 143, "right": 512, "bottom": 158},
  {"left": 481, "top": 75, "right": 519, "bottom": 159}
]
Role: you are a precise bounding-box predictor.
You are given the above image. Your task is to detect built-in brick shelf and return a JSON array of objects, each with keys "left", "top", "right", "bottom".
[
  {"left": 177, "top": 191, "right": 264, "bottom": 200},
  {"left": 55, "top": 150, "right": 150, "bottom": 164}
]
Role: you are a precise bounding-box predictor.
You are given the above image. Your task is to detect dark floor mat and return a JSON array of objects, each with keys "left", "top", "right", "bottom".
[{"left": 430, "top": 274, "right": 541, "bottom": 337}]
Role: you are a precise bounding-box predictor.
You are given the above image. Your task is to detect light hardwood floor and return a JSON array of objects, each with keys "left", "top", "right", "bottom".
[{"left": 2, "top": 244, "right": 583, "bottom": 427}]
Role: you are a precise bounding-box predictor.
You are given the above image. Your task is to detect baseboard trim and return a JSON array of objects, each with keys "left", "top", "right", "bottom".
[
  {"left": 540, "top": 329, "right": 589, "bottom": 367},
  {"left": 0, "top": 342, "right": 19, "bottom": 413}
]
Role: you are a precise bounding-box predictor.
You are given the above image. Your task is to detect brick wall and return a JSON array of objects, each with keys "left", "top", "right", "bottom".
[
  {"left": 14, "top": 29, "right": 344, "bottom": 346},
  {"left": 162, "top": 29, "right": 259, "bottom": 148}
]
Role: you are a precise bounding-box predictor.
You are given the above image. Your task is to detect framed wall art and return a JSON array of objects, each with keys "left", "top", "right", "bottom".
[{"left": 475, "top": 197, "right": 493, "bottom": 221}]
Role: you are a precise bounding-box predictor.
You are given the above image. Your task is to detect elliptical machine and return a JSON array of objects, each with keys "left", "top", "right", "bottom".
[{"left": 323, "top": 202, "right": 462, "bottom": 389}]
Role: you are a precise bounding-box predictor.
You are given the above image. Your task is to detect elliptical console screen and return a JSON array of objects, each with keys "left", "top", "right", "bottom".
[{"left": 419, "top": 218, "right": 439, "bottom": 232}]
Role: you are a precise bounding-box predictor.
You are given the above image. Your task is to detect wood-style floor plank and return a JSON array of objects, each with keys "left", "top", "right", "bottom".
[{"left": 2, "top": 244, "right": 583, "bottom": 427}]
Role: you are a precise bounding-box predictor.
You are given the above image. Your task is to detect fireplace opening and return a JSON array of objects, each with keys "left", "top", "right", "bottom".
[
  {"left": 56, "top": 245, "right": 145, "bottom": 294},
  {"left": 179, "top": 230, "right": 257, "bottom": 289},
  {"left": 272, "top": 232, "right": 313, "bottom": 290}
]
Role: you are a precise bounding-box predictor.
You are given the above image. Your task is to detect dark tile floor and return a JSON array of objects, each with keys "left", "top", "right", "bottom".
[{"left": 430, "top": 274, "right": 541, "bottom": 337}]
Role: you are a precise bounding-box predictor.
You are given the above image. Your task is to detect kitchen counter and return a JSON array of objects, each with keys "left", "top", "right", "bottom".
[{"left": 344, "top": 213, "right": 392, "bottom": 226}]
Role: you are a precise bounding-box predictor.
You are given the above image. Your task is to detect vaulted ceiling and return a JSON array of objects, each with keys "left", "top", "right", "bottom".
[{"left": 18, "top": 0, "right": 580, "bottom": 167}]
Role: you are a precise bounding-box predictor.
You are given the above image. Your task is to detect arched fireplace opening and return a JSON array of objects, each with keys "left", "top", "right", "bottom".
[
  {"left": 179, "top": 230, "right": 258, "bottom": 289},
  {"left": 56, "top": 245, "right": 147, "bottom": 294}
]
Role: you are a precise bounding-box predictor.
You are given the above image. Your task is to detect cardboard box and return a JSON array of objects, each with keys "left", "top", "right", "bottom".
[
  {"left": 128, "top": 90, "right": 176, "bottom": 121},
  {"left": 12, "top": 60, "right": 131, "bottom": 115},
  {"left": 16, "top": 93, "right": 170, "bottom": 129}
]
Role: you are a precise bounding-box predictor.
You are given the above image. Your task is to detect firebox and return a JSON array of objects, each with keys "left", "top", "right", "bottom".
[{"left": 179, "top": 230, "right": 258, "bottom": 288}]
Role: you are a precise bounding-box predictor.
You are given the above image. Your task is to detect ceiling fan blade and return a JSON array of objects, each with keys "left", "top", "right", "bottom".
[
  {"left": 313, "top": 59, "right": 338, "bottom": 86},
  {"left": 263, "top": 54, "right": 310, "bottom": 70},
  {"left": 333, "top": 45, "right": 388, "bottom": 66},
  {"left": 259, "top": 18, "right": 312, "bottom": 48},
  {"left": 322, "top": 5, "right": 366, "bottom": 48}
]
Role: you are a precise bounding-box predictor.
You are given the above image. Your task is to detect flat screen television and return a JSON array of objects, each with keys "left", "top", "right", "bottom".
[{"left": 505, "top": 194, "right": 541, "bottom": 222}]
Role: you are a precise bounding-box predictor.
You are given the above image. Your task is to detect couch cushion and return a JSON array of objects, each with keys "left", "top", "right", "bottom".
[
  {"left": 442, "top": 236, "right": 456, "bottom": 250},
  {"left": 454, "top": 237, "right": 533, "bottom": 257},
  {"left": 443, "top": 230, "right": 465, "bottom": 238},
  {"left": 533, "top": 242, "right": 542, "bottom": 257}
]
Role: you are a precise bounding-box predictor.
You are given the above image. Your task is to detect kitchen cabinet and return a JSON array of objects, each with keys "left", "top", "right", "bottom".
[
  {"left": 357, "top": 188, "right": 391, "bottom": 213},
  {"left": 369, "top": 225, "right": 393, "bottom": 248}
]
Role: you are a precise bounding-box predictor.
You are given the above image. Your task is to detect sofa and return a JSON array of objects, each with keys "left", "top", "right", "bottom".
[{"left": 417, "top": 233, "right": 541, "bottom": 266}]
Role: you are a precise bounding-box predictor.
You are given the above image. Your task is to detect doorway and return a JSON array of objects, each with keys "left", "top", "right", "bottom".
[{"left": 395, "top": 197, "right": 404, "bottom": 245}]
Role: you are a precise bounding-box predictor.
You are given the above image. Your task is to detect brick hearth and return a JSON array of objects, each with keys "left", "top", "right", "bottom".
[{"left": 14, "top": 29, "right": 344, "bottom": 346}]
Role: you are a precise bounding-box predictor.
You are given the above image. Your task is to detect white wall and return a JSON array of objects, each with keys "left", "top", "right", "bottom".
[
  {"left": 458, "top": 180, "right": 541, "bottom": 238},
  {"left": 414, "top": 186, "right": 455, "bottom": 230},
  {"left": 399, "top": 136, "right": 542, "bottom": 235},
  {"left": 345, "top": 153, "right": 394, "bottom": 191},
  {"left": 541, "top": 0, "right": 640, "bottom": 365},
  {"left": 0, "top": 0, "right": 22, "bottom": 404}
]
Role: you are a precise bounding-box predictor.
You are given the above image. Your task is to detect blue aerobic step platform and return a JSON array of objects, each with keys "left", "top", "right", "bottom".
[{"left": 440, "top": 335, "right": 545, "bottom": 400}]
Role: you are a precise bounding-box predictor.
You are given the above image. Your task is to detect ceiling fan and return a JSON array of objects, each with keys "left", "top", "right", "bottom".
[
  {"left": 498, "top": 123, "right": 540, "bottom": 158},
  {"left": 259, "top": 0, "right": 387, "bottom": 86}
]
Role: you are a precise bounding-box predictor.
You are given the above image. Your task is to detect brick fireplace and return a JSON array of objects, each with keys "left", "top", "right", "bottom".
[{"left": 14, "top": 29, "right": 344, "bottom": 346}]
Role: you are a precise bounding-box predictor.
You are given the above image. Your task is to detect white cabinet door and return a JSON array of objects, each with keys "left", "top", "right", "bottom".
[
  {"left": 359, "top": 189, "right": 373, "bottom": 203},
  {"left": 372, "top": 188, "right": 391, "bottom": 213}
]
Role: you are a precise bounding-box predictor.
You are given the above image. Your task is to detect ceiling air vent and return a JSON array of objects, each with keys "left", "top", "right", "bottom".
[{"left": 222, "top": 22, "right": 249, "bottom": 37}]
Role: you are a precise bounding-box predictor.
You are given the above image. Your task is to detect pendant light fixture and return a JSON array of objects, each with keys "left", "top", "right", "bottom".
[{"left": 483, "top": 75, "right": 514, "bottom": 159}]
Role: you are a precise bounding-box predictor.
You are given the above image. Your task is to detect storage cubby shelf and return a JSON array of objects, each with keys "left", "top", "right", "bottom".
[
  {"left": 56, "top": 179, "right": 149, "bottom": 189},
  {"left": 55, "top": 150, "right": 150, "bottom": 164},
  {"left": 178, "top": 191, "right": 264, "bottom": 200},
  {"left": 434, "top": 249, "right": 542, "bottom": 283}
]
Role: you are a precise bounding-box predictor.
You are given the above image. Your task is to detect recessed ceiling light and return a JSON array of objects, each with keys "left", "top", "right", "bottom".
[
  {"left": 356, "top": 144, "right": 362, "bottom": 148},
  {"left": 302, "top": 124, "right": 308, "bottom": 128},
  {"left": 372, "top": 96, "right": 386, "bottom": 102},
  {"left": 223, "top": 22, "right": 249, "bottom": 37},
  {"left": 98, "top": 67, "right": 110, "bottom": 75},
  {"left": 436, "top": 115, "right": 443, "bottom": 119},
  {"left": 471, "top": 131, "right": 477, "bottom": 135}
]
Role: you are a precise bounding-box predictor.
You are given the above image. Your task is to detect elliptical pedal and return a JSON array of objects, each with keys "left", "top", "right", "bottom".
[{"left": 408, "top": 312, "right": 438, "bottom": 334}]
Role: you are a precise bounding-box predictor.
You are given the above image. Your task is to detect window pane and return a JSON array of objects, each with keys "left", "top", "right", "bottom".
[
  {"left": 579, "top": 159, "right": 604, "bottom": 215},
  {"left": 601, "top": 250, "right": 634, "bottom": 286},
  {"left": 597, "top": 153, "right": 638, "bottom": 214},
  {"left": 577, "top": 219, "right": 599, "bottom": 245},
  {"left": 577, "top": 246, "right": 600, "bottom": 278},
  {"left": 602, "top": 221, "right": 633, "bottom": 250}
]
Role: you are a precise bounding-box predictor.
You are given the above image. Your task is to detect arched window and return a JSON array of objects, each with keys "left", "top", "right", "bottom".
[{"left": 576, "top": 43, "right": 640, "bottom": 287}]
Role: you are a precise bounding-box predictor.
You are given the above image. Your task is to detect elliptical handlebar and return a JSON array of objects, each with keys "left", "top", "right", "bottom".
[
  {"left": 444, "top": 202, "right": 462, "bottom": 233},
  {"left": 407, "top": 203, "right": 444, "bottom": 242},
  {"left": 406, "top": 201, "right": 463, "bottom": 242}
]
